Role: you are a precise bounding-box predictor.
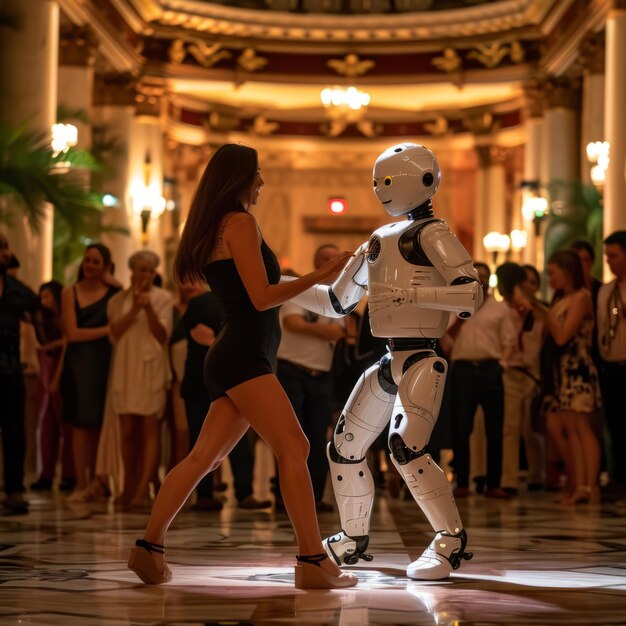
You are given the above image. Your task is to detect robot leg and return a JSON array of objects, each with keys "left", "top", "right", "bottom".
[
  {"left": 388, "top": 352, "right": 472, "bottom": 580},
  {"left": 324, "top": 355, "right": 397, "bottom": 566}
]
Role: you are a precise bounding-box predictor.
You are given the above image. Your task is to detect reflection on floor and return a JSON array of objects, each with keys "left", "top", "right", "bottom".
[{"left": 1, "top": 488, "right": 625, "bottom": 625}]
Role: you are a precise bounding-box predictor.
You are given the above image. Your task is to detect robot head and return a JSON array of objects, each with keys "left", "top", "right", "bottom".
[{"left": 373, "top": 143, "right": 440, "bottom": 217}]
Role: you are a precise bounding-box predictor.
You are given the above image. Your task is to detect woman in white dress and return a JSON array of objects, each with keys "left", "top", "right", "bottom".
[{"left": 108, "top": 251, "right": 173, "bottom": 508}]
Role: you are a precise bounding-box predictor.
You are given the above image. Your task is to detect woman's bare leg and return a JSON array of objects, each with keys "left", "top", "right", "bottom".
[
  {"left": 226, "top": 374, "right": 342, "bottom": 579},
  {"left": 546, "top": 412, "right": 574, "bottom": 497},
  {"left": 574, "top": 412, "right": 601, "bottom": 489},
  {"left": 120, "top": 415, "right": 140, "bottom": 504},
  {"left": 143, "top": 397, "right": 248, "bottom": 544},
  {"left": 131, "top": 415, "right": 161, "bottom": 506}
]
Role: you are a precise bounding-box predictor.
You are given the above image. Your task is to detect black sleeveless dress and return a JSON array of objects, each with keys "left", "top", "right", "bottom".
[
  {"left": 202, "top": 239, "right": 282, "bottom": 399},
  {"left": 62, "top": 285, "right": 120, "bottom": 429}
]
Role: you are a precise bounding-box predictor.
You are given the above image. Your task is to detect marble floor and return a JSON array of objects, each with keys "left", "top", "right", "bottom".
[{"left": 1, "top": 485, "right": 626, "bottom": 626}]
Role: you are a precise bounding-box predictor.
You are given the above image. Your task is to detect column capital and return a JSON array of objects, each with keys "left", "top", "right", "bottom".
[
  {"left": 135, "top": 77, "right": 167, "bottom": 117},
  {"left": 463, "top": 111, "right": 500, "bottom": 136},
  {"left": 93, "top": 73, "right": 137, "bottom": 107},
  {"left": 522, "top": 79, "right": 545, "bottom": 119},
  {"left": 576, "top": 32, "right": 605, "bottom": 75},
  {"left": 544, "top": 76, "right": 581, "bottom": 110},
  {"left": 474, "top": 144, "right": 509, "bottom": 168},
  {"left": 59, "top": 24, "right": 98, "bottom": 67}
]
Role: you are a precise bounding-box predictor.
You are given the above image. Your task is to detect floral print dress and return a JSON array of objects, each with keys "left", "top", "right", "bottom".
[{"left": 544, "top": 298, "right": 601, "bottom": 414}]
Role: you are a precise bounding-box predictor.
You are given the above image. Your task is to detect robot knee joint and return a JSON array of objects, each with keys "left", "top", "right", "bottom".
[
  {"left": 328, "top": 440, "right": 364, "bottom": 465},
  {"left": 389, "top": 433, "right": 427, "bottom": 466}
]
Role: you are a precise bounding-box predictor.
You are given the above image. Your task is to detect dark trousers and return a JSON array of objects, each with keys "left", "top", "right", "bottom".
[
  {"left": 0, "top": 373, "right": 26, "bottom": 494},
  {"left": 277, "top": 359, "right": 333, "bottom": 502},
  {"left": 184, "top": 396, "right": 254, "bottom": 501},
  {"left": 599, "top": 361, "right": 626, "bottom": 487},
  {"left": 451, "top": 361, "right": 504, "bottom": 490}
]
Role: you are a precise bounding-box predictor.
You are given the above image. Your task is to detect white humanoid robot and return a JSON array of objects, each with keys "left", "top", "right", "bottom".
[{"left": 284, "top": 143, "right": 483, "bottom": 580}]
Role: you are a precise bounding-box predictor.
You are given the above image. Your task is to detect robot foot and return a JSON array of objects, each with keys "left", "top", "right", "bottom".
[
  {"left": 407, "top": 529, "right": 473, "bottom": 581},
  {"left": 323, "top": 531, "right": 374, "bottom": 566}
]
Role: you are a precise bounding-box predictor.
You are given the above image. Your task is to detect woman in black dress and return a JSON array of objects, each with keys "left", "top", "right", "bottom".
[
  {"left": 129, "top": 144, "right": 356, "bottom": 589},
  {"left": 61, "top": 244, "right": 120, "bottom": 499}
]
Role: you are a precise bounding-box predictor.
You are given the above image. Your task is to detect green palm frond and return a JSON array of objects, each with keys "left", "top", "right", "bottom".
[{"left": 0, "top": 121, "right": 101, "bottom": 232}]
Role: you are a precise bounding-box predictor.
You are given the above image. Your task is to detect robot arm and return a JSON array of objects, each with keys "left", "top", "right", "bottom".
[
  {"left": 369, "top": 282, "right": 482, "bottom": 319},
  {"left": 280, "top": 242, "right": 369, "bottom": 318}
]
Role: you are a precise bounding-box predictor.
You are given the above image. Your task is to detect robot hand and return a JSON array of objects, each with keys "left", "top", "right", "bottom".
[{"left": 368, "top": 285, "right": 413, "bottom": 314}]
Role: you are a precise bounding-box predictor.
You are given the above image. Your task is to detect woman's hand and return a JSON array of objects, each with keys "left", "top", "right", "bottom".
[
  {"left": 314, "top": 251, "right": 353, "bottom": 282},
  {"left": 132, "top": 279, "right": 151, "bottom": 309},
  {"left": 190, "top": 323, "right": 216, "bottom": 347}
]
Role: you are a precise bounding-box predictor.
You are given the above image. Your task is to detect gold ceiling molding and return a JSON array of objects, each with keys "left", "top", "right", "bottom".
[
  {"left": 144, "top": 0, "right": 553, "bottom": 45},
  {"left": 423, "top": 115, "right": 450, "bottom": 137},
  {"left": 169, "top": 40, "right": 232, "bottom": 67},
  {"left": 327, "top": 54, "right": 375, "bottom": 77},
  {"left": 431, "top": 40, "right": 526, "bottom": 75},
  {"left": 237, "top": 48, "right": 269, "bottom": 72}
]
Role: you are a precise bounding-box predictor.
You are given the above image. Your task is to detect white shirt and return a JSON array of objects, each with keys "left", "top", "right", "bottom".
[
  {"left": 597, "top": 280, "right": 626, "bottom": 362},
  {"left": 506, "top": 304, "right": 546, "bottom": 377},
  {"left": 450, "top": 294, "right": 517, "bottom": 362},
  {"left": 277, "top": 301, "right": 341, "bottom": 372}
]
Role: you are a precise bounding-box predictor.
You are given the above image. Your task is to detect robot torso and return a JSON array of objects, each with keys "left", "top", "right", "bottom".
[{"left": 367, "top": 217, "right": 449, "bottom": 339}]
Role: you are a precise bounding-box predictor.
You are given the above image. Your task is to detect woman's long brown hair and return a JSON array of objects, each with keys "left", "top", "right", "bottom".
[
  {"left": 174, "top": 143, "right": 258, "bottom": 284},
  {"left": 548, "top": 248, "right": 586, "bottom": 304}
]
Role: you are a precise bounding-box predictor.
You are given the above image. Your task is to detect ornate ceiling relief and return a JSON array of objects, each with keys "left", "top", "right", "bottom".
[
  {"left": 327, "top": 54, "right": 375, "bottom": 77},
  {"left": 59, "top": 24, "right": 99, "bottom": 66}
]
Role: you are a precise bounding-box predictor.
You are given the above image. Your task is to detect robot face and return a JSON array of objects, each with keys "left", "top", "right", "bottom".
[{"left": 372, "top": 143, "right": 440, "bottom": 217}]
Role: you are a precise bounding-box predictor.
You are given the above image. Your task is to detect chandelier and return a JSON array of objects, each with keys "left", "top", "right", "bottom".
[{"left": 320, "top": 86, "right": 370, "bottom": 121}]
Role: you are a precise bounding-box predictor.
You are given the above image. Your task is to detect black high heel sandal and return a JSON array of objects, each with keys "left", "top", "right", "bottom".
[
  {"left": 294, "top": 553, "right": 358, "bottom": 589},
  {"left": 128, "top": 539, "right": 172, "bottom": 584}
]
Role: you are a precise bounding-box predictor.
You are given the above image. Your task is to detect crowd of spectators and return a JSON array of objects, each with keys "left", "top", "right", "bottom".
[{"left": 1, "top": 229, "right": 626, "bottom": 515}]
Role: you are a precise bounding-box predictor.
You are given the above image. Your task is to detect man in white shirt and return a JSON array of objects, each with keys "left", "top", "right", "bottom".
[
  {"left": 276, "top": 244, "right": 346, "bottom": 512},
  {"left": 447, "top": 262, "right": 517, "bottom": 499},
  {"left": 597, "top": 231, "right": 626, "bottom": 495},
  {"left": 497, "top": 263, "right": 547, "bottom": 495}
]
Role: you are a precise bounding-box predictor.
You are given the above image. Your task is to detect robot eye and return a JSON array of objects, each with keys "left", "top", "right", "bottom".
[
  {"left": 384, "top": 176, "right": 392, "bottom": 186},
  {"left": 394, "top": 147, "right": 403, "bottom": 153},
  {"left": 373, "top": 179, "right": 377, "bottom": 188},
  {"left": 422, "top": 172, "right": 434, "bottom": 187}
]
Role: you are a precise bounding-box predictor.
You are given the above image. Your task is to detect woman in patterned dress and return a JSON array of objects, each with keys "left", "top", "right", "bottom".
[{"left": 543, "top": 250, "right": 602, "bottom": 505}]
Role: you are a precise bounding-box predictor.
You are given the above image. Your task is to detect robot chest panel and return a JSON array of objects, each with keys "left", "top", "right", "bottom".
[{"left": 366, "top": 223, "right": 444, "bottom": 288}]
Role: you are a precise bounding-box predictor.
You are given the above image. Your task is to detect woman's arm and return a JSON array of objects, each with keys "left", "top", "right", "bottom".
[
  {"left": 226, "top": 212, "right": 352, "bottom": 311},
  {"left": 547, "top": 291, "right": 590, "bottom": 346},
  {"left": 108, "top": 292, "right": 140, "bottom": 342},
  {"left": 143, "top": 295, "right": 169, "bottom": 344},
  {"left": 38, "top": 337, "right": 66, "bottom": 353},
  {"left": 61, "top": 287, "right": 110, "bottom": 343}
]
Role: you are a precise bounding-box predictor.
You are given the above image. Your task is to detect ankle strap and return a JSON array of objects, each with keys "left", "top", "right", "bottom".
[
  {"left": 136, "top": 538, "right": 165, "bottom": 554},
  {"left": 296, "top": 553, "right": 328, "bottom": 566}
]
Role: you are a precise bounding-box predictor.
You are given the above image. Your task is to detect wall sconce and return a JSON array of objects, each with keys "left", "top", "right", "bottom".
[
  {"left": 510, "top": 229, "right": 528, "bottom": 252},
  {"left": 51, "top": 123, "right": 78, "bottom": 157},
  {"left": 586, "top": 141, "right": 610, "bottom": 190},
  {"left": 131, "top": 152, "right": 167, "bottom": 245}
]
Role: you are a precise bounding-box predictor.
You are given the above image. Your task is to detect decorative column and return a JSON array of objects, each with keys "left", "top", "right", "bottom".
[
  {"left": 473, "top": 143, "right": 508, "bottom": 263},
  {"left": 579, "top": 34, "right": 605, "bottom": 185},
  {"left": 466, "top": 112, "right": 507, "bottom": 261},
  {"left": 130, "top": 78, "right": 167, "bottom": 266},
  {"left": 0, "top": 0, "right": 59, "bottom": 288},
  {"left": 58, "top": 25, "right": 97, "bottom": 151},
  {"left": 604, "top": 5, "right": 626, "bottom": 239},
  {"left": 542, "top": 77, "right": 581, "bottom": 263},
  {"left": 93, "top": 74, "right": 137, "bottom": 286},
  {"left": 521, "top": 80, "right": 546, "bottom": 267}
]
